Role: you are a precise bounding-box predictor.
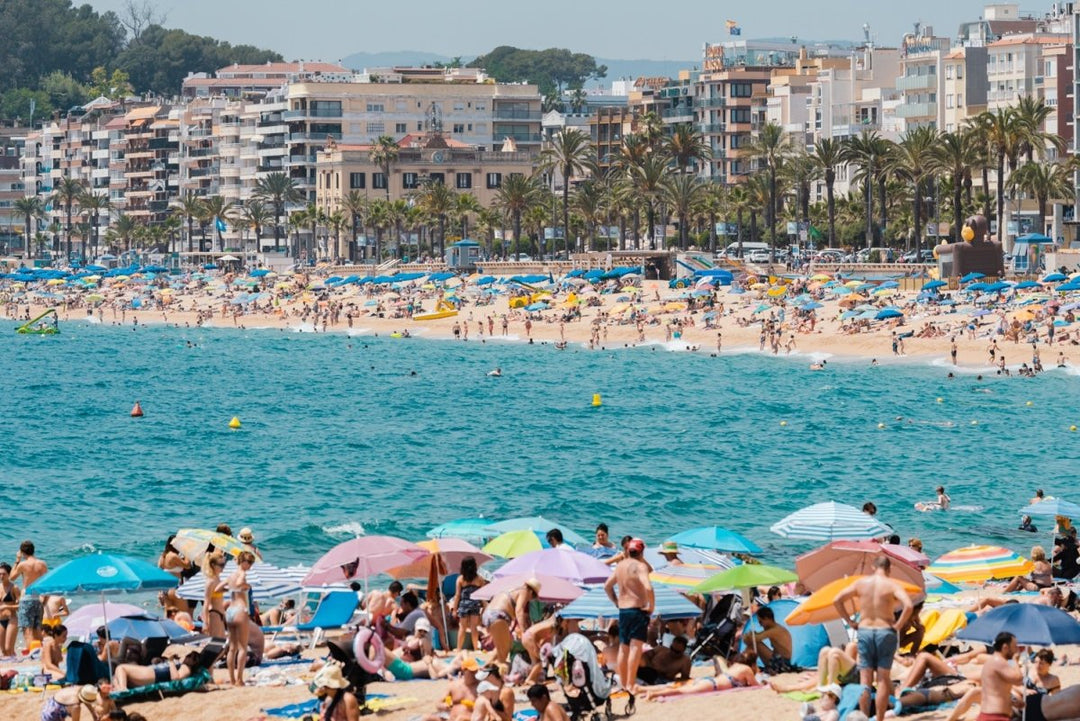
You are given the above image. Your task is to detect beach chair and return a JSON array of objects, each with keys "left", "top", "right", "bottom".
[
  {"left": 265, "top": 591, "right": 359, "bottom": 647},
  {"left": 109, "top": 667, "right": 213, "bottom": 705},
  {"left": 64, "top": 641, "right": 110, "bottom": 686}
]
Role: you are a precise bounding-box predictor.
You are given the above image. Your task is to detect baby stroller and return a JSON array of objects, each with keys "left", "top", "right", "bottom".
[
  {"left": 547, "top": 633, "right": 615, "bottom": 721},
  {"left": 688, "top": 592, "right": 741, "bottom": 660}
]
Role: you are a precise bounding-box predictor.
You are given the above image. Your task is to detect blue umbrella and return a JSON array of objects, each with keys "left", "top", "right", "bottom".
[
  {"left": 559, "top": 585, "right": 701, "bottom": 621},
  {"left": 875, "top": 308, "right": 904, "bottom": 320},
  {"left": 985, "top": 281, "right": 1010, "bottom": 293},
  {"left": 1015, "top": 280, "right": 1042, "bottom": 290},
  {"left": 1017, "top": 233, "right": 1054, "bottom": 244},
  {"left": 484, "top": 517, "right": 588, "bottom": 547},
  {"left": 29, "top": 553, "right": 177, "bottom": 595},
  {"left": 800, "top": 301, "right": 824, "bottom": 311},
  {"left": 426, "top": 518, "right": 493, "bottom": 542},
  {"left": 922, "top": 280, "right": 947, "bottom": 290},
  {"left": 966, "top": 282, "right": 989, "bottom": 292},
  {"left": 879, "top": 280, "right": 899, "bottom": 289},
  {"left": 972, "top": 309, "right": 992, "bottom": 317},
  {"left": 956, "top": 603, "right": 1080, "bottom": 646},
  {"left": 771, "top": 502, "right": 893, "bottom": 541},
  {"left": 667, "top": 526, "right": 762, "bottom": 554},
  {"left": 250, "top": 268, "right": 271, "bottom": 277},
  {"left": 1043, "top": 273, "right": 1068, "bottom": 283},
  {"left": 107, "top": 614, "right": 198, "bottom": 644},
  {"left": 961, "top": 272, "right": 986, "bottom": 283},
  {"left": 1022, "top": 498, "right": 1080, "bottom": 519}
]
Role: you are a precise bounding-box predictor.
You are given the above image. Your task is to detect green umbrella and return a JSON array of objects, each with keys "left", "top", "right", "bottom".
[
  {"left": 482, "top": 529, "right": 546, "bottom": 559},
  {"left": 691, "top": 564, "right": 797, "bottom": 594}
]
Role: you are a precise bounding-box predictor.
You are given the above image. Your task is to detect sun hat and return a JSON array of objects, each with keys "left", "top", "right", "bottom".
[
  {"left": 414, "top": 617, "right": 432, "bottom": 634},
  {"left": 78, "top": 685, "right": 100, "bottom": 703},
  {"left": 660, "top": 540, "right": 679, "bottom": 554},
  {"left": 477, "top": 680, "right": 500, "bottom": 694},
  {"left": 816, "top": 683, "right": 842, "bottom": 699},
  {"left": 524, "top": 577, "right": 542, "bottom": 594},
  {"left": 461, "top": 656, "right": 484, "bottom": 672},
  {"left": 627, "top": 538, "right": 646, "bottom": 553},
  {"left": 238, "top": 528, "right": 255, "bottom": 543},
  {"left": 313, "top": 664, "right": 349, "bottom": 690}
]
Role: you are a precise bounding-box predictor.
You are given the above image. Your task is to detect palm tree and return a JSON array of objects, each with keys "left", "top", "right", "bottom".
[
  {"left": 385, "top": 199, "right": 408, "bottom": 258},
  {"left": 700, "top": 183, "right": 726, "bottom": 254},
  {"left": 1009, "top": 161, "right": 1074, "bottom": 235},
  {"left": 627, "top": 154, "right": 669, "bottom": 249},
  {"left": 571, "top": 179, "right": 607, "bottom": 252},
  {"left": 171, "top": 191, "right": 205, "bottom": 253},
  {"left": 662, "top": 174, "right": 707, "bottom": 250},
  {"left": 974, "top": 107, "right": 1025, "bottom": 246},
  {"left": 365, "top": 199, "right": 390, "bottom": 263},
  {"left": 634, "top": 111, "right": 664, "bottom": 150},
  {"left": 287, "top": 207, "right": 308, "bottom": 261},
  {"left": 78, "top": 191, "right": 111, "bottom": 261},
  {"left": 664, "top": 124, "right": 711, "bottom": 174},
  {"left": 453, "top": 193, "right": 482, "bottom": 240},
  {"left": 415, "top": 179, "right": 456, "bottom": 260},
  {"left": 743, "top": 173, "right": 771, "bottom": 246},
  {"left": 326, "top": 209, "right": 349, "bottom": 260},
  {"left": 781, "top": 152, "right": 820, "bottom": 238},
  {"left": 745, "top": 122, "right": 791, "bottom": 257},
  {"left": 51, "top": 176, "right": 85, "bottom": 263},
  {"left": 890, "top": 125, "right": 939, "bottom": 250},
  {"left": 494, "top": 173, "right": 542, "bottom": 254},
  {"left": 810, "top": 139, "right": 844, "bottom": 247},
  {"left": 13, "top": 196, "right": 45, "bottom": 260},
  {"left": 253, "top": 172, "right": 302, "bottom": 252},
  {"left": 539, "top": 129, "right": 594, "bottom": 253},
  {"left": 931, "top": 129, "right": 984, "bottom": 241},
  {"left": 341, "top": 190, "right": 368, "bottom": 261},
  {"left": 200, "top": 196, "right": 236, "bottom": 252},
  {"left": 239, "top": 201, "right": 273, "bottom": 253},
  {"left": 107, "top": 214, "right": 140, "bottom": 254},
  {"left": 843, "top": 130, "right": 890, "bottom": 248},
  {"left": 160, "top": 215, "right": 181, "bottom": 254},
  {"left": 475, "top": 207, "right": 501, "bottom": 258},
  {"left": 1013, "top": 96, "right": 1063, "bottom": 164},
  {"left": 369, "top": 136, "right": 400, "bottom": 202}
]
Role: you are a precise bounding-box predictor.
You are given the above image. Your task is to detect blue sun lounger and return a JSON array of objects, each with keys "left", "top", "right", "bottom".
[{"left": 264, "top": 591, "right": 359, "bottom": 647}]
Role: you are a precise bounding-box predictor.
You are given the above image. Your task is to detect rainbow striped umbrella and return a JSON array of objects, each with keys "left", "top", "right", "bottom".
[
  {"left": 649, "top": 560, "right": 733, "bottom": 588},
  {"left": 926, "top": 545, "right": 1033, "bottom": 584}
]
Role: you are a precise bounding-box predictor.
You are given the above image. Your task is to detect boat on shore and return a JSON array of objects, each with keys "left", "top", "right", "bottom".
[
  {"left": 413, "top": 300, "right": 458, "bottom": 321},
  {"left": 16, "top": 309, "right": 59, "bottom": 335}
]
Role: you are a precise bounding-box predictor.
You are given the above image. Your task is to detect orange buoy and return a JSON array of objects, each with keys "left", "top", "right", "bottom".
[{"left": 130, "top": 401, "right": 144, "bottom": 418}]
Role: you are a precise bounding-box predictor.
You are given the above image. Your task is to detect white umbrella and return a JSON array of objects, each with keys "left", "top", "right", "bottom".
[
  {"left": 176, "top": 561, "right": 306, "bottom": 602},
  {"left": 771, "top": 502, "right": 893, "bottom": 541}
]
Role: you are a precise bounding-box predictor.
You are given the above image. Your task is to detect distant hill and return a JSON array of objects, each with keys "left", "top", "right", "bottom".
[{"left": 341, "top": 50, "right": 697, "bottom": 87}]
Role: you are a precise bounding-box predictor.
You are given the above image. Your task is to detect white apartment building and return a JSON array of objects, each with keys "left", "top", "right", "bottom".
[{"left": 895, "top": 28, "right": 952, "bottom": 130}]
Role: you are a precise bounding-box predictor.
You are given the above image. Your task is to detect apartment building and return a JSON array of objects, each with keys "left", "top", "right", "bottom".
[
  {"left": 987, "top": 34, "right": 1070, "bottom": 111},
  {"left": 697, "top": 66, "right": 771, "bottom": 183},
  {"left": 181, "top": 61, "right": 353, "bottom": 99},
  {"left": 766, "top": 51, "right": 856, "bottom": 147},
  {"left": 895, "top": 27, "right": 953, "bottom": 130},
  {"left": 589, "top": 106, "right": 634, "bottom": 175},
  {"left": 942, "top": 47, "right": 989, "bottom": 131}
]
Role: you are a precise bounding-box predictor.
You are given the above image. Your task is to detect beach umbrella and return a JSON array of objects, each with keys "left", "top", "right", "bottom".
[
  {"left": 28, "top": 552, "right": 178, "bottom": 680},
  {"left": 559, "top": 585, "right": 701, "bottom": 621},
  {"left": 172, "top": 528, "right": 253, "bottom": 563},
  {"left": 1017, "top": 233, "right": 1054, "bottom": 244},
  {"left": 483, "top": 530, "right": 548, "bottom": 559},
  {"left": 493, "top": 548, "right": 610, "bottom": 584},
  {"left": 303, "top": 535, "right": 429, "bottom": 588},
  {"left": 923, "top": 572, "right": 962, "bottom": 595},
  {"left": 771, "top": 502, "right": 893, "bottom": 542},
  {"left": 470, "top": 574, "right": 584, "bottom": 604},
  {"left": 107, "top": 614, "right": 198, "bottom": 645},
  {"left": 966, "top": 282, "right": 989, "bottom": 292},
  {"left": 176, "top": 560, "right": 306, "bottom": 602},
  {"left": 644, "top": 546, "right": 733, "bottom": 571},
  {"left": 666, "top": 526, "right": 762, "bottom": 554},
  {"left": 484, "top": 517, "right": 588, "bottom": 546},
  {"left": 956, "top": 604, "right": 1080, "bottom": 646},
  {"left": 785, "top": 575, "right": 924, "bottom": 626},
  {"left": 800, "top": 301, "right": 824, "bottom": 311},
  {"left": 66, "top": 601, "right": 145, "bottom": 640},
  {"left": 795, "top": 541, "right": 926, "bottom": 592},
  {"left": 650, "top": 561, "right": 733, "bottom": 589},
  {"left": 1015, "top": 280, "right": 1042, "bottom": 290},
  {"left": 426, "top": 518, "right": 493, "bottom": 543},
  {"left": 691, "top": 564, "right": 797, "bottom": 594},
  {"left": 1022, "top": 498, "right": 1080, "bottom": 519},
  {"left": 875, "top": 308, "right": 903, "bottom": 320},
  {"left": 961, "top": 272, "right": 985, "bottom": 283},
  {"left": 925, "top": 545, "right": 1032, "bottom": 584},
  {"left": 386, "top": 538, "right": 493, "bottom": 579},
  {"left": 922, "top": 280, "right": 946, "bottom": 290},
  {"left": 1043, "top": 272, "right": 1067, "bottom": 283}
]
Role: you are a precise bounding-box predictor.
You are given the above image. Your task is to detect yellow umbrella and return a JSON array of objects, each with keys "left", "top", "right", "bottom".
[
  {"left": 483, "top": 530, "right": 544, "bottom": 559},
  {"left": 873, "top": 287, "right": 892, "bottom": 296},
  {"left": 767, "top": 286, "right": 787, "bottom": 297},
  {"left": 1013, "top": 310, "right": 1036, "bottom": 322},
  {"left": 750, "top": 282, "right": 768, "bottom": 290},
  {"left": 844, "top": 280, "right": 863, "bottom": 288},
  {"left": 786, "top": 575, "right": 924, "bottom": 626},
  {"left": 664, "top": 301, "right": 687, "bottom": 312},
  {"left": 172, "top": 528, "right": 255, "bottom": 563},
  {"left": 609, "top": 303, "right": 631, "bottom": 314},
  {"left": 386, "top": 538, "right": 493, "bottom": 579},
  {"left": 46, "top": 278, "right": 66, "bottom": 286},
  {"left": 810, "top": 274, "right": 832, "bottom": 282}
]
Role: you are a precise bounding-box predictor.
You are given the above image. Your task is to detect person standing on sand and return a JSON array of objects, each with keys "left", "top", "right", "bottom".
[
  {"left": 951, "top": 338, "right": 958, "bottom": 366},
  {"left": 12, "top": 540, "right": 47, "bottom": 649},
  {"left": 974, "top": 632, "right": 1022, "bottom": 721},
  {"left": 833, "top": 556, "right": 913, "bottom": 721},
  {"left": 604, "top": 538, "right": 654, "bottom": 699}
]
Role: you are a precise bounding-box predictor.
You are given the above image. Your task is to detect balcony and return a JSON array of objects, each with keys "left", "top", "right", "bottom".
[
  {"left": 895, "top": 101, "right": 938, "bottom": 118},
  {"left": 284, "top": 154, "right": 317, "bottom": 166},
  {"left": 282, "top": 108, "right": 343, "bottom": 120},
  {"left": 498, "top": 132, "right": 542, "bottom": 143},
  {"left": 702, "top": 123, "right": 726, "bottom": 134},
  {"left": 492, "top": 108, "right": 543, "bottom": 121},
  {"left": 831, "top": 122, "right": 880, "bottom": 137},
  {"left": 896, "top": 74, "right": 938, "bottom": 92},
  {"left": 662, "top": 107, "right": 695, "bottom": 120},
  {"left": 288, "top": 132, "right": 342, "bottom": 143},
  {"left": 697, "top": 97, "right": 727, "bottom": 108}
]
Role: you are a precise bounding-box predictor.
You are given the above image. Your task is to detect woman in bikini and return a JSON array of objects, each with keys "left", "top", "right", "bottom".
[
  {"left": 643, "top": 651, "right": 759, "bottom": 700},
  {"left": 482, "top": 579, "right": 540, "bottom": 664},
  {"left": 1004, "top": 546, "right": 1054, "bottom": 592},
  {"left": 158, "top": 535, "right": 193, "bottom": 616},
  {"left": 225, "top": 551, "right": 255, "bottom": 686},
  {"left": 113, "top": 651, "right": 201, "bottom": 691},
  {"left": 40, "top": 624, "right": 67, "bottom": 678},
  {"left": 0, "top": 561, "right": 21, "bottom": 657},
  {"left": 202, "top": 551, "right": 228, "bottom": 639},
  {"left": 451, "top": 557, "right": 486, "bottom": 653}
]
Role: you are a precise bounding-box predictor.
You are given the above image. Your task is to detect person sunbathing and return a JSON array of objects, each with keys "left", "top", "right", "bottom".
[
  {"left": 40, "top": 624, "right": 67, "bottom": 677},
  {"left": 112, "top": 651, "right": 201, "bottom": 691},
  {"left": 642, "top": 651, "right": 759, "bottom": 700}
]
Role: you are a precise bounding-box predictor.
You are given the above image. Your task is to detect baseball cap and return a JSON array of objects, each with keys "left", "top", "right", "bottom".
[
  {"left": 414, "top": 617, "right": 432, "bottom": 634},
  {"left": 627, "top": 538, "right": 646, "bottom": 553}
]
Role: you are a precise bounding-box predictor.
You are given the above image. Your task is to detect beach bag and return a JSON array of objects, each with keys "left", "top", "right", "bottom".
[{"left": 0, "top": 670, "right": 15, "bottom": 690}]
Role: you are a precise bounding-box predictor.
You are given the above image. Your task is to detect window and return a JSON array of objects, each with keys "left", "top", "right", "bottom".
[
  {"left": 429, "top": 172, "right": 445, "bottom": 185},
  {"left": 373, "top": 173, "right": 387, "bottom": 190},
  {"left": 402, "top": 172, "right": 419, "bottom": 189},
  {"left": 956, "top": 64, "right": 963, "bottom": 79},
  {"left": 350, "top": 172, "right": 366, "bottom": 189},
  {"left": 417, "top": 122, "right": 423, "bottom": 131},
  {"left": 456, "top": 172, "right": 472, "bottom": 189},
  {"left": 946, "top": 94, "right": 954, "bottom": 109},
  {"left": 467, "top": 123, "right": 473, "bottom": 131},
  {"left": 334, "top": 173, "right": 339, "bottom": 189},
  {"left": 486, "top": 172, "right": 502, "bottom": 188},
  {"left": 366, "top": 103, "right": 385, "bottom": 112},
  {"left": 310, "top": 123, "right": 342, "bottom": 137},
  {"left": 946, "top": 65, "right": 954, "bottom": 80},
  {"left": 366, "top": 122, "right": 385, "bottom": 134},
  {"left": 475, "top": 102, "right": 486, "bottom": 110},
  {"left": 395, "top": 123, "right": 407, "bottom": 133},
  {"left": 310, "top": 100, "right": 342, "bottom": 117},
  {"left": 452, "top": 123, "right": 465, "bottom": 133},
  {"left": 730, "top": 134, "right": 748, "bottom": 149},
  {"left": 730, "top": 107, "right": 751, "bottom": 123},
  {"left": 957, "top": 94, "right": 963, "bottom": 106},
  {"left": 730, "top": 83, "right": 752, "bottom": 98},
  {"left": 453, "top": 102, "right": 465, "bottom": 110}
]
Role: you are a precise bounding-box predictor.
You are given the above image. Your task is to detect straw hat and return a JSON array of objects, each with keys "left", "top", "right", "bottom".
[
  {"left": 524, "top": 577, "right": 542, "bottom": 594},
  {"left": 313, "top": 664, "right": 349, "bottom": 690},
  {"left": 661, "top": 541, "right": 679, "bottom": 554},
  {"left": 78, "top": 685, "right": 100, "bottom": 703},
  {"left": 238, "top": 527, "right": 255, "bottom": 543}
]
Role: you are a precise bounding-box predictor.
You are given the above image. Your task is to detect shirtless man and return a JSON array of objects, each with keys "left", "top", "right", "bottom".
[
  {"left": 638, "top": 635, "right": 691, "bottom": 684},
  {"left": 604, "top": 537, "right": 654, "bottom": 697},
  {"left": 978, "top": 632, "right": 1022, "bottom": 721},
  {"left": 527, "top": 683, "right": 570, "bottom": 721},
  {"left": 751, "top": 607, "right": 795, "bottom": 673},
  {"left": 12, "top": 540, "right": 48, "bottom": 648},
  {"left": 833, "top": 556, "right": 913, "bottom": 721}
]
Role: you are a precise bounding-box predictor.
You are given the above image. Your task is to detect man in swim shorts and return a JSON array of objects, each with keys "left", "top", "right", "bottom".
[
  {"left": 12, "top": 540, "right": 48, "bottom": 649},
  {"left": 604, "top": 537, "right": 653, "bottom": 696},
  {"left": 977, "top": 632, "right": 1022, "bottom": 721},
  {"left": 833, "top": 556, "right": 913, "bottom": 721}
]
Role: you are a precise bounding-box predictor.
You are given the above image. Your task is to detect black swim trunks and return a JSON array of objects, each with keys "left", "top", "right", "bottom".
[
  {"left": 618, "top": 608, "right": 649, "bottom": 645},
  {"left": 1025, "top": 693, "right": 1047, "bottom": 721}
]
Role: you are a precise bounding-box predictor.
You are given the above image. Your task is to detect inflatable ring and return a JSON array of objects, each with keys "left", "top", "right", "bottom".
[{"left": 353, "top": 626, "right": 385, "bottom": 674}]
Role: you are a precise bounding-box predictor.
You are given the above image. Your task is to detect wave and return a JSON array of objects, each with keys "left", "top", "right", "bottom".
[{"left": 323, "top": 521, "right": 366, "bottom": 537}]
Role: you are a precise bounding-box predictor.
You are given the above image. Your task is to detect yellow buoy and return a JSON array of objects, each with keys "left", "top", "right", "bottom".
[
  {"left": 936, "top": 397, "right": 944, "bottom": 403},
  {"left": 877, "top": 422, "right": 886, "bottom": 429},
  {"left": 591, "top": 394, "right": 602, "bottom": 407},
  {"left": 780, "top": 421, "right": 788, "bottom": 427},
  {"left": 229, "top": 416, "right": 242, "bottom": 429},
  {"left": 1026, "top": 401, "right": 1034, "bottom": 407},
  {"left": 1071, "top": 425, "right": 1077, "bottom": 432}
]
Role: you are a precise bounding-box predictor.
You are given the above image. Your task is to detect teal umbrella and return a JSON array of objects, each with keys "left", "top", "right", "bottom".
[
  {"left": 667, "top": 526, "right": 762, "bottom": 554},
  {"left": 426, "top": 518, "right": 493, "bottom": 543},
  {"left": 484, "top": 517, "right": 588, "bottom": 547}
]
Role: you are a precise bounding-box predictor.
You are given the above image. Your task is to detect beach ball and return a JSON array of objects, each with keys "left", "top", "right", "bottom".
[{"left": 962, "top": 226, "right": 975, "bottom": 242}]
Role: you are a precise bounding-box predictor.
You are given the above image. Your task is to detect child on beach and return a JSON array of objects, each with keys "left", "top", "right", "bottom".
[{"left": 799, "top": 684, "right": 840, "bottom": 721}]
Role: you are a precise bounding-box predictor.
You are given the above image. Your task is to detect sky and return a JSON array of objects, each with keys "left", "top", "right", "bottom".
[{"left": 84, "top": 0, "right": 993, "bottom": 63}]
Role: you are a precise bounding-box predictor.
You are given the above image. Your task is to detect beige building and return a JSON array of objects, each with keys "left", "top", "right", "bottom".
[
  {"left": 942, "top": 48, "right": 989, "bottom": 132},
  {"left": 697, "top": 66, "right": 772, "bottom": 183}
]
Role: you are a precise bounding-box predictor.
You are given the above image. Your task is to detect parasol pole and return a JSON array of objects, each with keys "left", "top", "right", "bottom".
[
  {"left": 102, "top": 590, "right": 114, "bottom": 684},
  {"left": 435, "top": 553, "right": 450, "bottom": 653}
]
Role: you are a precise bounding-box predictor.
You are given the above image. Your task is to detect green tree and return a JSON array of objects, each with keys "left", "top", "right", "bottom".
[
  {"left": 972, "top": 108, "right": 1025, "bottom": 247},
  {"left": 239, "top": 200, "right": 273, "bottom": 252},
  {"left": 810, "top": 138, "right": 844, "bottom": 247},
  {"left": 40, "top": 71, "right": 88, "bottom": 111},
  {"left": 107, "top": 213, "right": 140, "bottom": 254},
  {"left": 745, "top": 122, "right": 791, "bottom": 257},
  {"left": 890, "top": 125, "right": 939, "bottom": 250},
  {"left": 842, "top": 130, "right": 891, "bottom": 247},
  {"left": 13, "top": 196, "right": 45, "bottom": 259},
  {"left": 50, "top": 176, "right": 85, "bottom": 263},
  {"left": 170, "top": 191, "right": 204, "bottom": 253},
  {"left": 931, "top": 130, "right": 984, "bottom": 241},
  {"left": 494, "top": 174, "right": 542, "bottom": 255},
  {"left": 571, "top": 179, "right": 607, "bottom": 252},
  {"left": 78, "top": 190, "right": 111, "bottom": 260},
  {"left": 341, "top": 190, "right": 369, "bottom": 261},
  {"left": 662, "top": 174, "right": 707, "bottom": 250},
  {"left": 370, "top": 136, "right": 400, "bottom": 202},
  {"left": 539, "top": 129, "right": 594, "bottom": 253},
  {"left": 1009, "top": 161, "right": 1074, "bottom": 235},
  {"left": 453, "top": 193, "right": 483, "bottom": 240},
  {"left": 468, "top": 46, "right": 606, "bottom": 95},
  {"left": 664, "top": 123, "right": 711, "bottom": 174},
  {"left": 199, "top": 195, "right": 235, "bottom": 252},
  {"left": 414, "top": 178, "right": 457, "bottom": 260},
  {"left": 88, "top": 66, "right": 133, "bottom": 100},
  {"left": 253, "top": 172, "right": 302, "bottom": 252},
  {"left": 0, "top": 88, "right": 52, "bottom": 123}
]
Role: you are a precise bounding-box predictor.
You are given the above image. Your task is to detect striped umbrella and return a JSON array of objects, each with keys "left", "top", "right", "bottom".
[
  {"left": 176, "top": 561, "right": 307, "bottom": 602},
  {"left": 559, "top": 585, "right": 701, "bottom": 621},
  {"left": 649, "top": 560, "right": 734, "bottom": 589},
  {"left": 926, "top": 545, "right": 1033, "bottom": 584},
  {"left": 770, "top": 502, "right": 893, "bottom": 542}
]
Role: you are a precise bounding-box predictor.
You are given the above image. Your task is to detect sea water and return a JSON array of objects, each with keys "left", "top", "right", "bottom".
[{"left": 1, "top": 321, "right": 1075, "bottom": 568}]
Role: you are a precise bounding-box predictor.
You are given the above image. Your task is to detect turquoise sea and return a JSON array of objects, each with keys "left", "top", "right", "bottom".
[{"left": 1, "top": 321, "right": 1076, "bottom": 569}]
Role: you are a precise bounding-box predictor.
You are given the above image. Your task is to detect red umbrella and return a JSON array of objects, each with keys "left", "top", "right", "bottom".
[{"left": 795, "top": 540, "right": 927, "bottom": 592}]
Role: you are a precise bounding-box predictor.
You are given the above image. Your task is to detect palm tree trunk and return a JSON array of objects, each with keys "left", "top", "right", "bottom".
[
  {"left": 954, "top": 180, "right": 964, "bottom": 243},
  {"left": 878, "top": 177, "right": 887, "bottom": 247},
  {"left": 912, "top": 186, "right": 922, "bottom": 253},
  {"left": 708, "top": 211, "right": 717, "bottom": 254},
  {"left": 562, "top": 181, "right": 571, "bottom": 254},
  {"left": 826, "top": 179, "right": 836, "bottom": 247},
  {"left": 981, "top": 167, "right": 991, "bottom": 220},
  {"left": 768, "top": 169, "right": 777, "bottom": 258},
  {"left": 864, "top": 179, "right": 873, "bottom": 248},
  {"left": 632, "top": 209, "right": 640, "bottom": 251},
  {"left": 996, "top": 153, "right": 1006, "bottom": 246}
]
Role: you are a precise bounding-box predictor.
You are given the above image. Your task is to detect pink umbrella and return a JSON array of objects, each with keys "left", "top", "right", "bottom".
[
  {"left": 386, "top": 538, "right": 494, "bottom": 579},
  {"left": 304, "top": 535, "right": 429, "bottom": 588},
  {"left": 66, "top": 601, "right": 146, "bottom": 640},
  {"left": 795, "top": 540, "right": 926, "bottom": 592},
  {"left": 493, "top": 548, "right": 611, "bottom": 584},
  {"left": 471, "top": 574, "right": 585, "bottom": 603}
]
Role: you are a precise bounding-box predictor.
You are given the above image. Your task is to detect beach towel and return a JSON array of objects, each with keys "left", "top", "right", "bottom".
[
  {"left": 512, "top": 710, "right": 539, "bottom": 721},
  {"left": 110, "top": 667, "right": 212, "bottom": 703},
  {"left": 263, "top": 694, "right": 393, "bottom": 719},
  {"left": 652, "top": 685, "right": 757, "bottom": 702}
]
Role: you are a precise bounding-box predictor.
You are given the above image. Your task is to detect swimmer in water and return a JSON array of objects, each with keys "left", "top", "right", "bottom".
[
  {"left": 809, "top": 360, "right": 827, "bottom": 371},
  {"left": 487, "top": 368, "right": 502, "bottom": 377},
  {"left": 918, "top": 485, "right": 951, "bottom": 511}
]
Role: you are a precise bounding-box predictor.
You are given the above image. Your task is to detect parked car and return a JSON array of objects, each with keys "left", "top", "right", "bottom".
[{"left": 747, "top": 249, "right": 772, "bottom": 263}]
